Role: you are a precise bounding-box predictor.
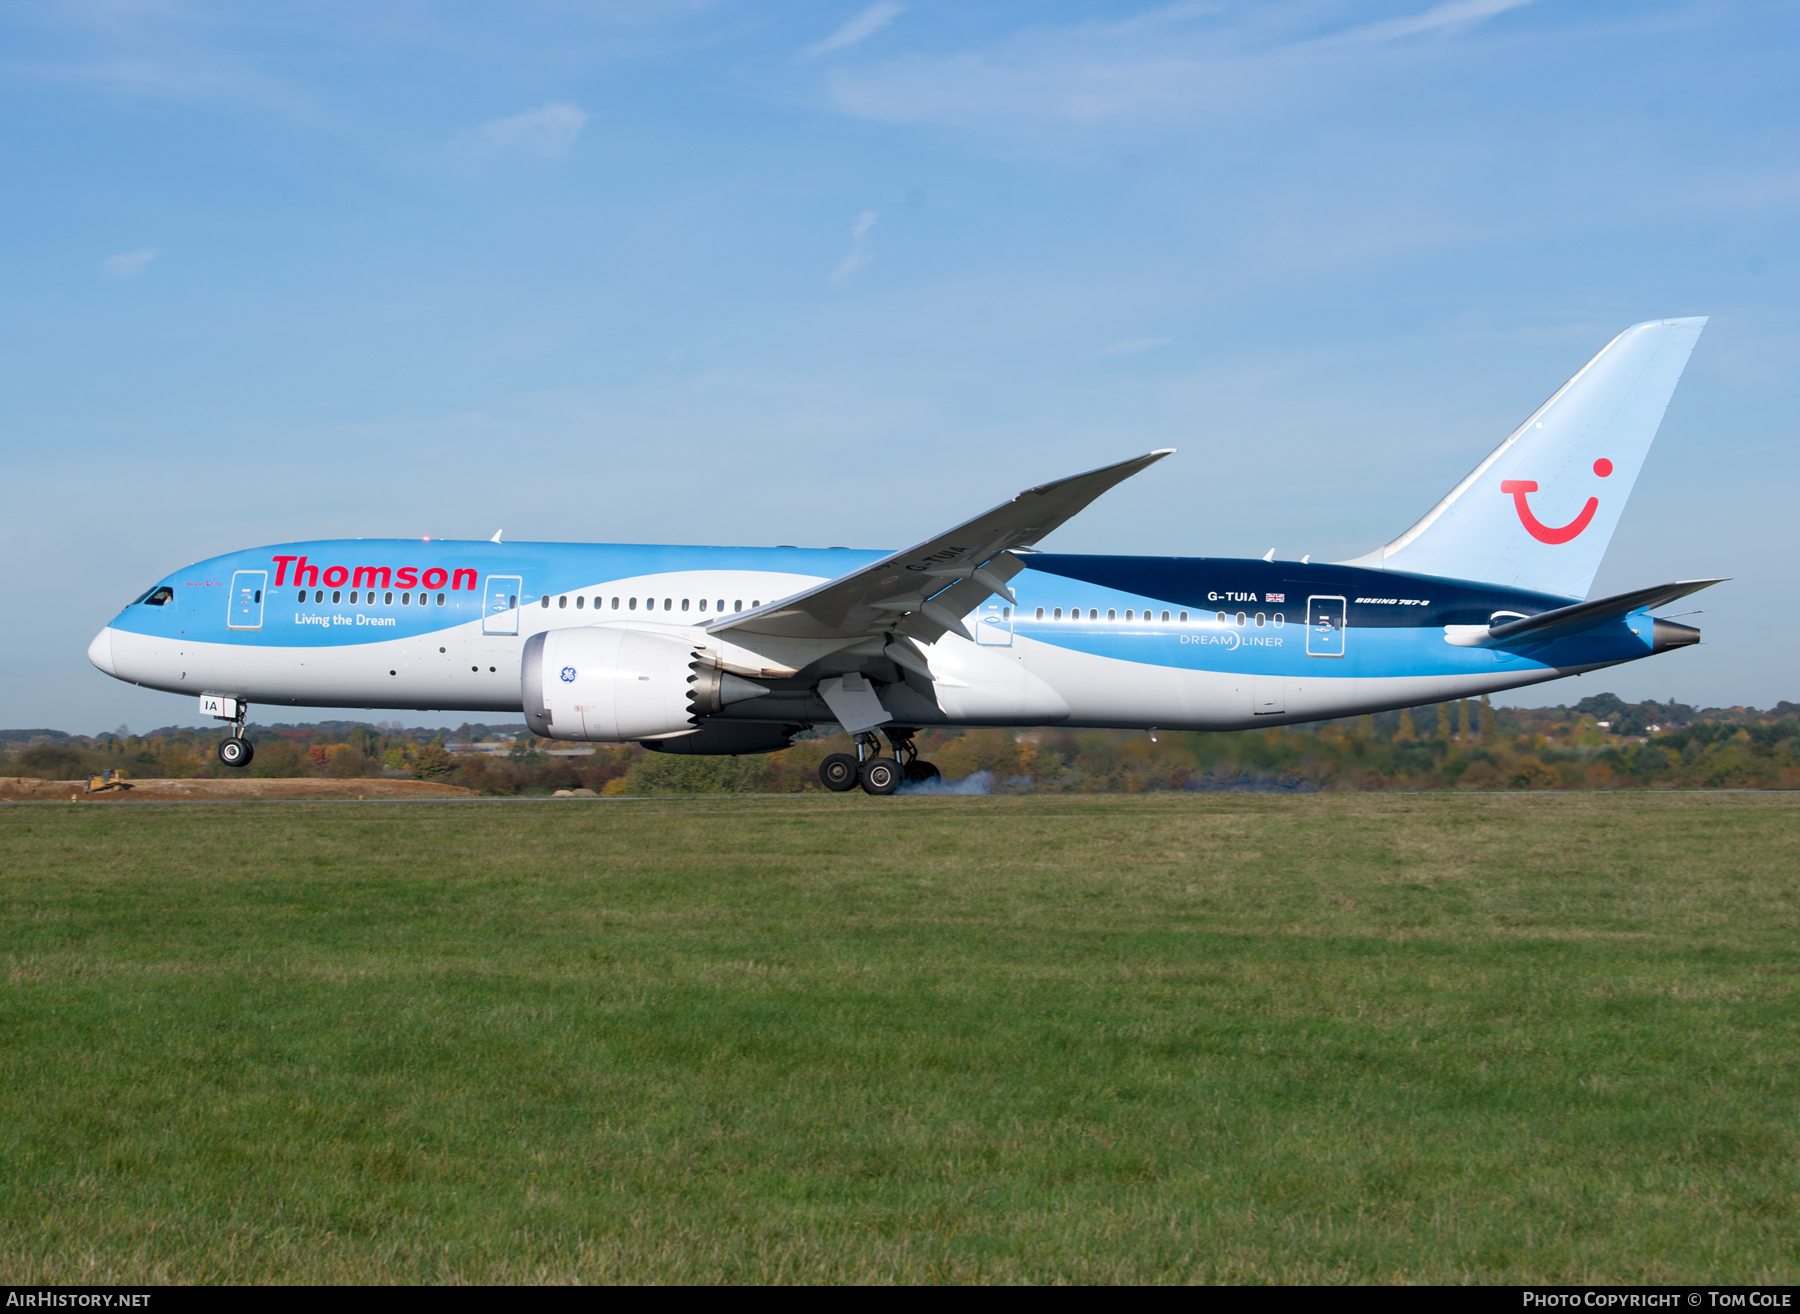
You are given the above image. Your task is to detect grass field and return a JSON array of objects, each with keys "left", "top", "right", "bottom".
[{"left": 2, "top": 793, "right": 1796, "bottom": 1283}]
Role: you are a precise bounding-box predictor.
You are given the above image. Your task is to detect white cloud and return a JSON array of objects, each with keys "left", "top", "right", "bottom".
[
  {"left": 824, "top": 0, "right": 1538, "bottom": 132},
  {"left": 476, "top": 103, "right": 589, "bottom": 157},
  {"left": 101, "top": 248, "right": 158, "bottom": 279},
  {"left": 802, "top": 3, "right": 904, "bottom": 59},
  {"left": 831, "top": 210, "right": 879, "bottom": 282},
  {"left": 1340, "top": 0, "right": 1536, "bottom": 44}
]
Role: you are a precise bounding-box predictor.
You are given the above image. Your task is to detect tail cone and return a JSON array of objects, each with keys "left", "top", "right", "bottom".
[{"left": 1653, "top": 618, "right": 1700, "bottom": 652}]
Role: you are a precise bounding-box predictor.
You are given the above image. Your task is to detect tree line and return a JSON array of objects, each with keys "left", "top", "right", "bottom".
[{"left": 6, "top": 694, "right": 1797, "bottom": 794}]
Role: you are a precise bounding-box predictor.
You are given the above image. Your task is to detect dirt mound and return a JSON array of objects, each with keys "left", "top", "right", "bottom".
[{"left": 0, "top": 777, "right": 479, "bottom": 803}]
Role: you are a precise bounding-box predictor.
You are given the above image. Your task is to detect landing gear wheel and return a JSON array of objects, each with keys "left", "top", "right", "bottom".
[
  {"left": 859, "top": 757, "right": 900, "bottom": 795},
  {"left": 819, "top": 753, "right": 860, "bottom": 792},
  {"left": 218, "top": 736, "right": 254, "bottom": 768},
  {"left": 904, "top": 760, "right": 940, "bottom": 785}
]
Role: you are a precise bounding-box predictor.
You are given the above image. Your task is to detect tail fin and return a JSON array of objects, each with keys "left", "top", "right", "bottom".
[{"left": 1340, "top": 317, "right": 1706, "bottom": 598}]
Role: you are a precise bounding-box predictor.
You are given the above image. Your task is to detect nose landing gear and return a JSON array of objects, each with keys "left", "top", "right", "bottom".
[{"left": 214, "top": 701, "right": 254, "bottom": 768}]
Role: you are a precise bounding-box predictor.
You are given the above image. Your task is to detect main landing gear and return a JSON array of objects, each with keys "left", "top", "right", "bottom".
[
  {"left": 216, "top": 702, "right": 254, "bottom": 768},
  {"left": 816, "top": 727, "right": 938, "bottom": 796}
]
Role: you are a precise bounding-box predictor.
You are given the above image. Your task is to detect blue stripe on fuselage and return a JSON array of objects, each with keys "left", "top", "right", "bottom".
[{"left": 105, "top": 541, "right": 1642, "bottom": 675}]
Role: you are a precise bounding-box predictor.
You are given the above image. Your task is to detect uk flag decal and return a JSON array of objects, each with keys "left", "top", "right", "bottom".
[{"left": 1266, "top": 592, "right": 1285, "bottom": 603}]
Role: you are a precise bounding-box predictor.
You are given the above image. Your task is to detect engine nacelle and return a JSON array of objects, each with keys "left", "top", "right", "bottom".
[{"left": 522, "top": 622, "right": 770, "bottom": 743}]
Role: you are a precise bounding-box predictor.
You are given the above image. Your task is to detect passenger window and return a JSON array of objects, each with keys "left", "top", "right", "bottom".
[
  {"left": 402, "top": 592, "right": 410, "bottom": 604},
  {"left": 297, "top": 590, "right": 306, "bottom": 602},
  {"left": 612, "top": 597, "right": 620, "bottom": 609},
  {"left": 436, "top": 592, "right": 445, "bottom": 605},
  {"left": 576, "top": 596, "right": 584, "bottom": 609},
  {"left": 734, "top": 599, "right": 742, "bottom": 611},
  {"left": 1035, "top": 607, "right": 1045, "bottom": 620},
  {"left": 698, "top": 598, "right": 707, "bottom": 612},
  {"left": 717, "top": 599, "right": 725, "bottom": 612},
  {"left": 646, "top": 598, "right": 655, "bottom": 610},
  {"left": 753, "top": 600, "right": 761, "bottom": 607},
  {"left": 1089, "top": 609, "right": 1098, "bottom": 621},
  {"left": 1052, "top": 607, "right": 1062, "bottom": 619},
  {"left": 1003, "top": 607, "right": 1011, "bottom": 620},
  {"left": 1216, "top": 611, "right": 1226, "bottom": 624},
  {"left": 1255, "top": 613, "right": 1265, "bottom": 627},
  {"left": 1162, "top": 610, "right": 1171, "bottom": 622},
  {"left": 254, "top": 590, "right": 262, "bottom": 604},
  {"left": 349, "top": 591, "right": 358, "bottom": 603},
  {"left": 1179, "top": 611, "right": 1189, "bottom": 623},
  {"left": 385, "top": 591, "right": 393, "bottom": 605},
  {"left": 1107, "top": 609, "right": 1116, "bottom": 621},
  {"left": 541, "top": 595, "right": 550, "bottom": 608},
  {"left": 629, "top": 598, "right": 637, "bottom": 610},
  {"left": 1273, "top": 613, "right": 1284, "bottom": 627},
  {"left": 558, "top": 596, "right": 567, "bottom": 608},
  {"left": 315, "top": 590, "right": 324, "bottom": 603},
  {"left": 664, "top": 598, "right": 672, "bottom": 610},
  {"left": 682, "top": 599, "right": 689, "bottom": 612},
  {"left": 1236, "top": 612, "right": 1246, "bottom": 626}
]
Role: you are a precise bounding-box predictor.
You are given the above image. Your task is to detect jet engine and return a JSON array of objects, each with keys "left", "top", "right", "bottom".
[{"left": 522, "top": 622, "right": 768, "bottom": 742}]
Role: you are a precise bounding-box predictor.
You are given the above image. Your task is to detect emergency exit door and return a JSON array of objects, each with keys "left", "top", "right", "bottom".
[
  {"left": 975, "top": 599, "right": 1013, "bottom": 646},
  {"left": 227, "top": 570, "right": 266, "bottom": 630},
  {"left": 483, "top": 576, "right": 522, "bottom": 635}
]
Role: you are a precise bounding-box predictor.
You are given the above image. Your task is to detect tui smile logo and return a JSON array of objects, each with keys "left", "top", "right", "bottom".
[{"left": 1502, "top": 458, "right": 1612, "bottom": 544}]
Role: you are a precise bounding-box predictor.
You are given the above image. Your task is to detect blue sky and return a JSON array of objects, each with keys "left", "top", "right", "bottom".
[{"left": 3, "top": 0, "right": 1796, "bottom": 732}]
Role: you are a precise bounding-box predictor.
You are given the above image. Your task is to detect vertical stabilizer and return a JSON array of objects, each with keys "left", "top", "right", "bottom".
[{"left": 1339, "top": 317, "right": 1706, "bottom": 598}]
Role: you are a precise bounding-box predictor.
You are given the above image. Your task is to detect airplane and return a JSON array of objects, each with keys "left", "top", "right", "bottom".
[{"left": 88, "top": 316, "right": 1720, "bottom": 795}]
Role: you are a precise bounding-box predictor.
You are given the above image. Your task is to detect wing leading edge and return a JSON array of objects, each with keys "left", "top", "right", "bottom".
[{"left": 705, "top": 450, "right": 1175, "bottom": 646}]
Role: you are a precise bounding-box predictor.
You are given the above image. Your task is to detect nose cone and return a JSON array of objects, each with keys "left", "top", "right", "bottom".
[{"left": 88, "top": 626, "right": 117, "bottom": 677}]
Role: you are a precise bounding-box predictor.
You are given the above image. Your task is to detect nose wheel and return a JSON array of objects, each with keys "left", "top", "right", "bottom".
[{"left": 214, "top": 701, "right": 254, "bottom": 768}]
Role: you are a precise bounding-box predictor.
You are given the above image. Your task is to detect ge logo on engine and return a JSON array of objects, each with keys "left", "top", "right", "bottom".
[{"left": 559, "top": 666, "right": 577, "bottom": 682}]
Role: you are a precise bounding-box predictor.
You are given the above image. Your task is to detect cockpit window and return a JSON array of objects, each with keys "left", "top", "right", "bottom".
[{"left": 139, "top": 587, "right": 174, "bottom": 607}]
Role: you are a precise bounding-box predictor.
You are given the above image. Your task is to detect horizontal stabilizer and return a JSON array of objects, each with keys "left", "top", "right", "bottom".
[{"left": 1485, "top": 578, "right": 1725, "bottom": 644}]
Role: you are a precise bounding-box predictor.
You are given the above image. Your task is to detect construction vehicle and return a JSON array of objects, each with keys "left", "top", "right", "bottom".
[{"left": 84, "top": 768, "right": 131, "bottom": 793}]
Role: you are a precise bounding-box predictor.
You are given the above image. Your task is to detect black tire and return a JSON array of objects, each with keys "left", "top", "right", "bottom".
[
  {"left": 859, "top": 757, "right": 900, "bottom": 795},
  {"left": 904, "top": 760, "right": 941, "bottom": 785},
  {"left": 218, "top": 736, "right": 253, "bottom": 768},
  {"left": 819, "top": 753, "right": 860, "bottom": 792}
]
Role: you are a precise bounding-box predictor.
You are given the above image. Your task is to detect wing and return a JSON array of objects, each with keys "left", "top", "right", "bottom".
[{"left": 706, "top": 450, "right": 1174, "bottom": 644}]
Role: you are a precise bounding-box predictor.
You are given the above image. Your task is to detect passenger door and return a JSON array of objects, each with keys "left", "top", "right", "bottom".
[
  {"left": 483, "top": 575, "right": 522, "bottom": 635},
  {"left": 227, "top": 570, "right": 267, "bottom": 630},
  {"left": 1306, "top": 595, "right": 1346, "bottom": 657}
]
